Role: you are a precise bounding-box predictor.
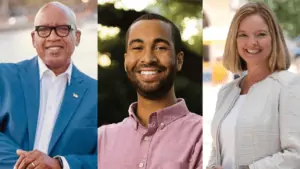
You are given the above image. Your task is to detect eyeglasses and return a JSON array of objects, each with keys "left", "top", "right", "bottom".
[{"left": 35, "top": 25, "right": 74, "bottom": 38}]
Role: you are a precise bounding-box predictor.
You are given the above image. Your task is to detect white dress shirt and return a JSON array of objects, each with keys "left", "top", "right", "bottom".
[
  {"left": 33, "top": 57, "right": 72, "bottom": 169},
  {"left": 220, "top": 95, "right": 246, "bottom": 169}
]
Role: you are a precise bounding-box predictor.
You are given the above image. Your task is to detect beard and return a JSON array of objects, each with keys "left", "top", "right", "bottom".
[{"left": 126, "top": 62, "right": 176, "bottom": 100}]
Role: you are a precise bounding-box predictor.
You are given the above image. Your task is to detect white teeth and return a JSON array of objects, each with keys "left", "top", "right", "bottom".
[
  {"left": 247, "top": 49, "right": 260, "bottom": 54},
  {"left": 48, "top": 47, "right": 60, "bottom": 50},
  {"left": 141, "top": 71, "right": 157, "bottom": 75}
]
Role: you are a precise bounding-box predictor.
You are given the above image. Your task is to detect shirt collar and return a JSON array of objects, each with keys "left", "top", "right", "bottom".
[
  {"left": 128, "top": 98, "right": 189, "bottom": 130},
  {"left": 38, "top": 56, "right": 72, "bottom": 85}
]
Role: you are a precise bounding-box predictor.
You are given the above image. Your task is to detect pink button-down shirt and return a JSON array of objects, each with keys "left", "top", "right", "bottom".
[{"left": 98, "top": 99, "right": 203, "bottom": 169}]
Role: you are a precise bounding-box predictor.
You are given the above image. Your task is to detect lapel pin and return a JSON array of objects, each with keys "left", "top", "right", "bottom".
[{"left": 73, "top": 93, "right": 78, "bottom": 98}]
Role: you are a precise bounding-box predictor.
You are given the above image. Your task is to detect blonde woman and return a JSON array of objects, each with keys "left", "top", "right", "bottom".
[{"left": 207, "top": 2, "right": 300, "bottom": 169}]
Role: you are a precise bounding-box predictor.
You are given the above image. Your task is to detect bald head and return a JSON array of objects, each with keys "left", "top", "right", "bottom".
[
  {"left": 31, "top": 1, "right": 81, "bottom": 76},
  {"left": 34, "top": 1, "right": 77, "bottom": 29}
]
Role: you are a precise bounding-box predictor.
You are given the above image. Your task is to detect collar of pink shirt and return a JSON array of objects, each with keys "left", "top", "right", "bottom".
[{"left": 128, "top": 98, "right": 189, "bottom": 132}]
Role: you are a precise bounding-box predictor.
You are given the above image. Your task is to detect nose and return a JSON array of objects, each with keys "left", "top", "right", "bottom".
[
  {"left": 47, "top": 29, "right": 60, "bottom": 41},
  {"left": 248, "top": 35, "right": 258, "bottom": 46},
  {"left": 141, "top": 48, "right": 158, "bottom": 64}
]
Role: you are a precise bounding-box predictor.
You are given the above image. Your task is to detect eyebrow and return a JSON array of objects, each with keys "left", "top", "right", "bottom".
[
  {"left": 153, "top": 38, "right": 171, "bottom": 46},
  {"left": 128, "top": 39, "right": 144, "bottom": 46},
  {"left": 238, "top": 30, "right": 268, "bottom": 33},
  {"left": 128, "top": 38, "right": 171, "bottom": 47}
]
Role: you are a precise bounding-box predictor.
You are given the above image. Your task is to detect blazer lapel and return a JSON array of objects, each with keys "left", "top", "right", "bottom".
[
  {"left": 214, "top": 86, "right": 241, "bottom": 125},
  {"left": 18, "top": 57, "right": 40, "bottom": 150},
  {"left": 48, "top": 66, "right": 87, "bottom": 154},
  {"left": 211, "top": 81, "right": 241, "bottom": 164}
]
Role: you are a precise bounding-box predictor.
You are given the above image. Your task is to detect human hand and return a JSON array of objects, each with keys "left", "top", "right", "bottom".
[{"left": 14, "top": 149, "right": 61, "bottom": 169}]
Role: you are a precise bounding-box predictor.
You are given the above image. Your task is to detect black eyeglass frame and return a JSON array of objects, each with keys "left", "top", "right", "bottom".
[{"left": 34, "top": 25, "right": 74, "bottom": 38}]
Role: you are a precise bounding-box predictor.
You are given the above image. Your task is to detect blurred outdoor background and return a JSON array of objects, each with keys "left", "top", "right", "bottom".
[
  {"left": 98, "top": 0, "right": 202, "bottom": 126},
  {"left": 0, "top": 0, "right": 98, "bottom": 79},
  {"left": 203, "top": 0, "right": 300, "bottom": 167}
]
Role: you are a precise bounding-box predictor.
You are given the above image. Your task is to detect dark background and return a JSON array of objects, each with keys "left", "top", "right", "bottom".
[{"left": 98, "top": 0, "right": 203, "bottom": 126}]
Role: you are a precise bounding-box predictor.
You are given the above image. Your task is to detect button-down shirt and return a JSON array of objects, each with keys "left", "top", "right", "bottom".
[
  {"left": 34, "top": 57, "right": 72, "bottom": 169},
  {"left": 98, "top": 98, "right": 203, "bottom": 169}
]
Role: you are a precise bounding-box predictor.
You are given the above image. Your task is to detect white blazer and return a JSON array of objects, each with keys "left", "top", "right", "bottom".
[{"left": 207, "top": 70, "right": 300, "bottom": 169}]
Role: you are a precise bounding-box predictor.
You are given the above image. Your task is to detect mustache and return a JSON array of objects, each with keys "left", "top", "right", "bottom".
[{"left": 134, "top": 63, "right": 167, "bottom": 72}]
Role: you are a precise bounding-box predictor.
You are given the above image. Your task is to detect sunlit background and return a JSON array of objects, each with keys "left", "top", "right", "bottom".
[
  {"left": 0, "top": 0, "right": 98, "bottom": 79},
  {"left": 98, "top": 0, "right": 202, "bottom": 126},
  {"left": 203, "top": 0, "right": 300, "bottom": 167}
]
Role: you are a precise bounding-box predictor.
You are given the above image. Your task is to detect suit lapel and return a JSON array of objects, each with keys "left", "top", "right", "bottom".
[
  {"left": 212, "top": 83, "right": 241, "bottom": 142},
  {"left": 18, "top": 57, "right": 40, "bottom": 150},
  {"left": 210, "top": 84, "right": 240, "bottom": 164},
  {"left": 218, "top": 87, "right": 240, "bottom": 121},
  {"left": 48, "top": 66, "right": 87, "bottom": 154}
]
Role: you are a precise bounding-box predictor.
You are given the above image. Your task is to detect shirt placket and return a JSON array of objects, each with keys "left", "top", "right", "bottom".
[
  {"left": 138, "top": 113, "right": 159, "bottom": 169},
  {"left": 40, "top": 76, "right": 57, "bottom": 154}
]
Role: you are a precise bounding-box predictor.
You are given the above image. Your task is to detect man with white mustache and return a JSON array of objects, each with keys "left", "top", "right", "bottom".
[{"left": 0, "top": 1, "right": 97, "bottom": 169}]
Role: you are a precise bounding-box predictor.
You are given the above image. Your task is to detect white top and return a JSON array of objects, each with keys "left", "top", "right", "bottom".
[
  {"left": 33, "top": 57, "right": 72, "bottom": 169},
  {"left": 220, "top": 95, "right": 246, "bottom": 169}
]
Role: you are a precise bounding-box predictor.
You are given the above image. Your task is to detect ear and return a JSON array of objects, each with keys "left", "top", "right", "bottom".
[
  {"left": 75, "top": 29, "right": 81, "bottom": 46},
  {"left": 31, "top": 31, "right": 36, "bottom": 48},
  {"left": 124, "top": 53, "right": 127, "bottom": 72},
  {"left": 176, "top": 51, "right": 184, "bottom": 71}
]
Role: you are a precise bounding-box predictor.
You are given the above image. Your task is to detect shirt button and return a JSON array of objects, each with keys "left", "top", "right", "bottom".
[
  {"left": 139, "top": 162, "right": 144, "bottom": 168},
  {"left": 149, "top": 122, "right": 157, "bottom": 128},
  {"left": 160, "top": 123, "right": 165, "bottom": 128},
  {"left": 144, "top": 136, "right": 149, "bottom": 141}
]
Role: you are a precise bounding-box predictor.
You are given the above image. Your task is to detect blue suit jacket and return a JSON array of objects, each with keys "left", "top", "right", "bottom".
[{"left": 0, "top": 57, "right": 97, "bottom": 169}]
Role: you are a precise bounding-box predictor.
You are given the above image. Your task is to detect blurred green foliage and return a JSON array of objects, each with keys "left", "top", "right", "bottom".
[
  {"left": 250, "top": 0, "right": 300, "bottom": 38},
  {"left": 98, "top": 0, "right": 202, "bottom": 126},
  {"left": 147, "top": 1, "right": 202, "bottom": 55}
]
